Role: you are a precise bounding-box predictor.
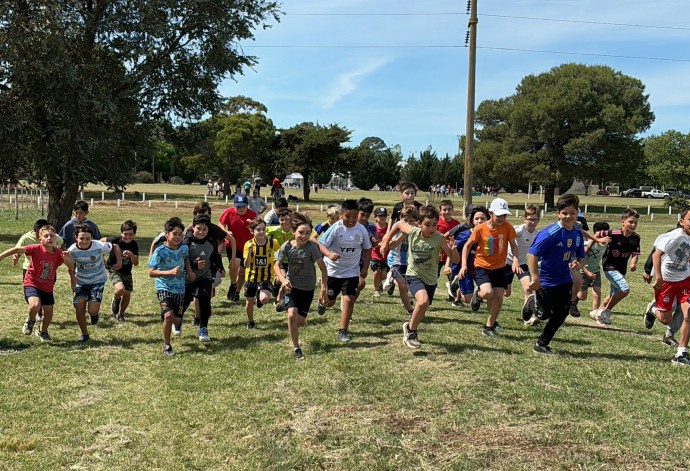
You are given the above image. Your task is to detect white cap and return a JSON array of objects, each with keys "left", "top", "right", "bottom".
[{"left": 489, "top": 198, "right": 510, "bottom": 216}]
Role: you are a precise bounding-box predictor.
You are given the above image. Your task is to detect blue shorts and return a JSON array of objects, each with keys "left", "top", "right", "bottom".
[
  {"left": 406, "top": 277, "right": 437, "bottom": 305},
  {"left": 604, "top": 269, "right": 629, "bottom": 295},
  {"left": 370, "top": 259, "right": 389, "bottom": 272},
  {"left": 391, "top": 264, "right": 407, "bottom": 282},
  {"left": 505, "top": 263, "right": 530, "bottom": 286},
  {"left": 24, "top": 286, "right": 55, "bottom": 306},
  {"left": 73, "top": 283, "right": 105, "bottom": 304},
  {"left": 460, "top": 275, "right": 476, "bottom": 296}
]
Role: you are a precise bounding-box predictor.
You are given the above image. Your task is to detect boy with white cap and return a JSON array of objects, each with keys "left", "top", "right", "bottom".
[{"left": 459, "top": 198, "right": 519, "bottom": 337}]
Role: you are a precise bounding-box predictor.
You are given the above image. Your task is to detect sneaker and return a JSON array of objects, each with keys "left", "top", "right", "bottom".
[
  {"left": 192, "top": 317, "right": 200, "bottom": 326},
  {"left": 589, "top": 309, "right": 601, "bottom": 322},
  {"left": 525, "top": 314, "right": 541, "bottom": 327},
  {"left": 111, "top": 296, "right": 121, "bottom": 316},
  {"left": 198, "top": 327, "right": 210, "bottom": 342},
  {"left": 492, "top": 321, "right": 501, "bottom": 331},
  {"left": 163, "top": 345, "right": 174, "bottom": 356},
  {"left": 294, "top": 347, "right": 304, "bottom": 360},
  {"left": 663, "top": 335, "right": 679, "bottom": 347},
  {"left": 35, "top": 330, "right": 51, "bottom": 342},
  {"left": 446, "top": 281, "right": 454, "bottom": 298},
  {"left": 337, "top": 329, "right": 351, "bottom": 343},
  {"left": 569, "top": 302, "right": 581, "bottom": 318},
  {"left": 247, "top": 321, "right": 256, "bottom": 330},
  {"left": 384, "top": 274, "right": 395, "bottom": 295},
  {"left": 402, "top": 322, "right": 421, "bottom": 349},
  {"left": 599, "top": 309, "right": 612, "bottom": 325},
  {"left": 374, "top": 290, "right": 382, "bottom": 298},
  {"left": 470, "top": 287, "right": 481, "bottom": 312},
  {"left": 451, "top": 300, "right": 464, "bottom": 308},
  {"left": 116, "top": 314, "right": 125, "bottom": 324},
  {"left": 276, "top": 295, "right": 289, "bottom": 313},
  {"left": 316, "top": 302, "right": 326, "bottom": 316},
  {"left": 533, "top": 343, "right": 556, "bottom": 355},
  {"left": 90, "top": 315, "right": 99, "bottom": 325},
  {"left": 643, "top": 302, "right": 656, "bottom": 329},
  {"left": 172, "top": 323, "right": 182, "bottom": 336},
  {"left": 227, "top": 284, "right": 237, "bottom": 301},
  {"left": 671, "top": 352, "right": 690, "bottom": 366},
  {"left": 521, "top": 294, "right": 535, "bottom": 322},
  {"left": 77, "top": 334, "right": 90, "bottom": 343},
  {"left": 482, "top": 326, "right": 499, "bottom": 337},
  {"left": 232, "top": 293, "right": 240, "bottom": 302},
  {"left": 22, "top": 318, "right": 35, "bottom": 335},
  {"left": 36, "top": 311, "right": 43, "bottom": 323}
]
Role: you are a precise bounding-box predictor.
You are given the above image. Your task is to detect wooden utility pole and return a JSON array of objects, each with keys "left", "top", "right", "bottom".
[{"left": 463, "top": 0, "right": 478, "bottom": 210}]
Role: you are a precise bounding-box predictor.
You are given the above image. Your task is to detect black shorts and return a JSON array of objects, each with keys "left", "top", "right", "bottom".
[
  {"left": 475, "top": 266, "right": 508, "bottom": 289},
  {"left": 24, "top": 286, "right": 55, "bottom": 306},
  {"left": 285, "top": 288, "right": 314, "bottom": 317},
  {"left": 271, "top": 278, "right": 281, "bottom": 297},
  {"left": 406, "top": 277, "right": 437, "bottom": 305},
  {"left": 186, "top": 277, "right": 213, "bottom": 300},
  {"left": 504, "top": 263, "right": 529, "bottom": 285},
  {"left": 157, "top": 290, "right": 185, "bottom": 320},
  {"left": 327, "top": 276, "right": 359, "bottom": 300},
  {"left": 244, "top": 281, "right": 272, "bottom": 298},
  {"left": 369, "top": 259, "right": 389, "bottom": 272},
  {"left": 225, "top": 247, "right": 245, "bottom": 268},
  {"left": 391, "top": 264, "right": 407, "bottom": 281}
]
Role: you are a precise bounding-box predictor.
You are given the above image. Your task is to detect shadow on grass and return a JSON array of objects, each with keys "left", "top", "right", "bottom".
[
  {"left": 0, "top": 338, "right": 32, "bottom": 353},
  {"left": 430, "top": 341, "right": 516, "bottom": 355},
  {"left": 187, "top": 332, "right": 286, "bottom": 354},
  {"left": 309, "top": 338, "right": 389, "bottom": 353},
  {"left": 560, "top": 350, "right": 664, "bottom": 363}
]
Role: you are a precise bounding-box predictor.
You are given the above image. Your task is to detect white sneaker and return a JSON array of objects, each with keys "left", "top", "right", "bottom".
[
  {"left": 172, "top": 323, "right": 182, "bottom": 336},
  {"left": 373, "top": 290, "right": 382, "bottom": 297},
  {"left": 445, "top": 281, "right": 453, "bottom": 298}
]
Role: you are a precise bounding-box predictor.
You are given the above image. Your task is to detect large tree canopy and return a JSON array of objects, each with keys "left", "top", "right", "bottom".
[
  {"left": 474, "top": 63, "right": 654, "bottom": 206},
  {"left": 349, "top": 137, "right": 402, "bottom": 191},
  {"left": 643, "top": 131, "right": 690, "bottom": 189},
  {"left": 0, "top": 0, "right": 280, "bottom": 227}
]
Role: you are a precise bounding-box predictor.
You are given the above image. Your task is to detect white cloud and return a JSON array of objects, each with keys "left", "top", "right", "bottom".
[{"left": 321, "top": 57, "right": 393, "bottom": 108}]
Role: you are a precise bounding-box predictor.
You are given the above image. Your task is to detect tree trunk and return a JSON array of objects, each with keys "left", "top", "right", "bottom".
[
  {"left": 545, "top": 185, "right": 556, "bottom": 210},
  {"left": 47, "top": 179, "right": 79, "bottom": 230},
  {"left": 302, "top": 172, "right": 310, "bottom": 201}
]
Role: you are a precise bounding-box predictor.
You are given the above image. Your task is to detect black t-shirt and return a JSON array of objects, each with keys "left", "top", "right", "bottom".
[
  {"left": 185, "top": 222, "right": 226, "bottom": 246},
  {"left": 599, "top": 230, "right": 641, "bottom": 275},
  {"left": 390, "top": 201, "right": 424, "bottom": 223},
  {"left": 107, "top": 236, "right": 139, "bottom": 275}
]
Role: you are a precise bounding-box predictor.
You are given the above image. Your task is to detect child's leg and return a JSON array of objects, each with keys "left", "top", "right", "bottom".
[
  {"left": 601, "top": 271, "right": 629, "bottom": 311},
  {"left": 372, "top": 266, "right": 382, "bottom": 292},
  {"left": 40, "top": 305, "right": 54, "bottom": 332},
  {"left": 74, "top": 301, "right": 89, "bottom": 335},
  {"left": 119, "top": 291, "right": 132, "bottom": 315},
  {"left": 485, "top": 287, "right": 505, "bottom": 328},
  {"left": 591, "top": 286, "right": 601, "bottom": 311},
  {"left": 193, "top": 298, "right": 200, "bottom": 322},
  {"left": 197, "top": 290, "right": 212, "bottom": 329},
  {"left": 162, "top": 310, "right": 174, "bottom": 346},
  {"left": 287, "top": 308, "right": 305, "bottom": 348},
  {"left": 570, "top": 269, "right": 582, "bottom": 304},
  {"left": 245, "top": 297, "right": 255, "bottom": 322},
  {"left": 26, "top": 297, "right": 41, "bottom": 321},
  {"left": 536, "top": 283, "right": 572, "bottom": 347},
  {"left": 667, "top": 305, "right": 683, "bottom": 338},
  {"left": 258, "top": 288, "right": 271, "bottom": 306},
  {"left": 409, "top": 289, "right": 430, "bottom": 330},
  {"left": 339, "top": 295, "right": 356, "bottom": 330},
  {"left": 519, "top": 275, "right": 532, "bottom": 303},
  {"left": 87, "top": 301, "right": 101, "bottom": 324},
  {"left": 397, "top": 278, "right": 413, "bottom": 312}
]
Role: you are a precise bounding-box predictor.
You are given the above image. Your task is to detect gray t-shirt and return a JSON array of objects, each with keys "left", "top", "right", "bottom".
[
  {"left": 276, "top": 240, "right": 321, "bottom": 291},
  {"left": 186, "top": 238, "right": 215, "bottom": 281}
]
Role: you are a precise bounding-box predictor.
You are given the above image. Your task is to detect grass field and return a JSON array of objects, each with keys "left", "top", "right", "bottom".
[{"left": 0, "top": 187, "right": 687, "bottom": 470}]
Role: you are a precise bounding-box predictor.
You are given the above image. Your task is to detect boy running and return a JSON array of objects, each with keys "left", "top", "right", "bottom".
[
  {"left": 370, "top": 207, "right": 389, "bottom": 297},
  {"left": 243, "top": 218, "right": 279, "bottom": 329},
  {"left": 58, "top": 200, "right": 101, "bottom": 248},
  {"left": 106, "top": 220, "right": 139, "bottom": 323},
  {"left": 383, "top": 206, "right": 418, "bottom": 315},
  {"left": 504, "top": 205, "right": 540, "bottom": 301},
  {"left": 576, "top": 221, "right": 609, "bottom": 317}
]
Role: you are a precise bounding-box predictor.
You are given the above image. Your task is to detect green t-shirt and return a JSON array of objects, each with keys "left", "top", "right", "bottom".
[
  {"left": 583, "top": 241, "right": 606, "bottom": 274},
  {"left": 16, "top": 230, "right": 64, "bottom": 270},
  {"left": 266, "top": 226, "right": 291, "bottom": 247},
  {"left": 406, "top": 227, "right": 444, "bottom": 285}
]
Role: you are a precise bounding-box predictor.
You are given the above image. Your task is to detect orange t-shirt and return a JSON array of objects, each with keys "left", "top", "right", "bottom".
[{"left": 467, "top": 221, "right": 516, "bottom": 270}]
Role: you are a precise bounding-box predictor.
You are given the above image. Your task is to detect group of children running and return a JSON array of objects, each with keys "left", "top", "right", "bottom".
[{"left": 2, "top": 184, "right": 689, "bottom": 366}]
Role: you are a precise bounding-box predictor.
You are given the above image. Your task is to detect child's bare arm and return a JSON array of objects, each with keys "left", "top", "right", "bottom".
[{"left": 0, "top": 246, "right": 25, "bottom": 261}]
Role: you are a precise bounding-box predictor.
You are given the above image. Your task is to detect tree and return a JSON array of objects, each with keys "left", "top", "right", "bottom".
[
  {"left": 274, "top": 122, "right": 351, "bottom": 201},
  {"left": 0, "top": 1, "right": 280, "bottom": 227},
  {"left": 350, "top": 137, "right": 402, "bottom": 190},
  {"left": 475, "top": 63, "right": 654, "bottom": 207},
  {"left": 643, "top": 131, "right": 690, "bottom": 189},
  {"left": 401, "top": 148, "right": 438, "bottom": 192}
]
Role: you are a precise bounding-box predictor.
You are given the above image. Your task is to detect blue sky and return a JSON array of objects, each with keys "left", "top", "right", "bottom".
[{"left": 221, "top": 0, "right": 690, "bottom": 159}]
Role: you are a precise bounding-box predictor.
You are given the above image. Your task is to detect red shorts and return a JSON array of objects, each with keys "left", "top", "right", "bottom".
[{"left": 654, "top": 278, "right": 690, "bottom": 312}]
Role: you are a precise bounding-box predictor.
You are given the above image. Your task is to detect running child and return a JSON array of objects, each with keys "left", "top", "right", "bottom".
[
  {"left": 459, "top": 198, "right": 519, "bottom": 337},
  {"left": 382, "top": 205, "right": 459, "bottom": 349},
  {"left": 370, "top": 207, "right": 390, "bottom": 297},
  {"left": 58, "top": 200, "right": 101, "bottom": 248},
  {"left": 219, "top": 193, "right": 256, "bottom": 302},
  {"left": 267, "top": 208, "right": 293, "bottom": 304},
  {"left": 317, "top": 199, "right": 372, "bottom": 342},
  {"left": 106, "top": 220, "right": 139, "bottom": 323},
  {"left": 446, "top": 206, "right": 489, "bottom": 306},
  {"left": 504, "top": 205, "right": 540, "bottom": 302},
  {"left": 382, "top": 206, "right": 418, "bottom": 315},
  {"left": 273, "top": 213, "right": 328, "bottom": 360},
  {"left": 527, "top": 194, "right": 586, "bottom": 354},
  {"left": 576, "top": 221, "right": 609, "bottom": 317},
  {"left": 389, "top": 181, "right": 424, "bottom": 228},
  {"left": 243, "top": 218, "right": 279, "bottom": 329},
  {"left": 355, "top": 198, "right": 377, "bottom": 296},
  {"left": 312, "top": 204, "right": 340, "bottom": 238},
  {"left": 149, "top": 217, "right": 194, "bottom": 356},
  {"left": 437, "top": 199, "right": 460, "bottom": 277},
  {"left": 67, "top": 224, "right": 120, "bottom": 342},
  {"left": 590, "top": 208, "right": 640, "bottom": 325},
  {"left": 0, "top": 225, "right": 74, "bottom": 341}
]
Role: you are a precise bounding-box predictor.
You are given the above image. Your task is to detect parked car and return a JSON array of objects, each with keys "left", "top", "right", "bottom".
[
  {"left": 675, "top": 190, "right": 690, "bottom": 199},
  {"left": 596, "top": 189, "right": 609, "bottom": 196},
  {"left": 621, "top": 188, "right": 641, "bottom": 197},
  {"left": 642, "top": 188, "right": 669, "bottom": 199}
]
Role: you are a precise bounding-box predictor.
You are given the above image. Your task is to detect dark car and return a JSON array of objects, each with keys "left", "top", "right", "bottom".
[
  {"left": 596, "top": 189, "right": 609, "bottom": 196},
  {"left": 621, "top": 188, "right": 641, "bottom": 197},
  {"left": 676, "top": 190, "right": 690, "bottom": 199}
]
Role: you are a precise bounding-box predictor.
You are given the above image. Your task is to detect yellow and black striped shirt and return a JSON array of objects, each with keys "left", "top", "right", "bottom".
[{"left": 243, "top": 238, "right": 279, "bottom": 283}]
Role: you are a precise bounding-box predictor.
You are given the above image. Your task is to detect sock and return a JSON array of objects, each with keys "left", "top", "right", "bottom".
[
  {"left": 676, "top": 347, "right": 687, "bottom": 357},
  {"left": 571, "top": 299, "right": 578, "bottom": 306},
  {"left": 651, "top": 307, "right": 658, "bottom": 315}
]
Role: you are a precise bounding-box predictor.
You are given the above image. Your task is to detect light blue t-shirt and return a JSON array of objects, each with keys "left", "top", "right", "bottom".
[
  {"left": 67, "top": 240, "right": 112, "bottom": 285},
  {"left": 386, "top": 232, "right": 409, "bottom": 267},
  {"left": 318, "top": 220, "right": 372, "bottom": 278},
  {"left": 148, "top": 244, "right": 189, "bottom": 294}
]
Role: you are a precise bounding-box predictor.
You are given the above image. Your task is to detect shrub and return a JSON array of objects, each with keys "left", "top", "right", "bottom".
[
  {"left": 132, "top": 171, "right": 154, "bottom": 183},
  {"left": 664, "top": 195, "right": 688, "bottom": 211},
  {"left": 169, "top": 176, "right": 186, "bottom": 185}
]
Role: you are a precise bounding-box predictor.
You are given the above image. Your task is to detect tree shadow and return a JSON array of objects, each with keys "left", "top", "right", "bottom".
[
  {"left": 0, "top": 339, "right": 33, "bottom": 353},
  {"left": 309, "top": 338, "right": 389, "bottom": 353},
  {"left": 428, "top": 341, "right": 517, "bottom": 356}
]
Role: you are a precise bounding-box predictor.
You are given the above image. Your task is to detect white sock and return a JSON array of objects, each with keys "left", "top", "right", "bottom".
[{"left": 676, "top": 347, "right": 687, "bottom": 357}]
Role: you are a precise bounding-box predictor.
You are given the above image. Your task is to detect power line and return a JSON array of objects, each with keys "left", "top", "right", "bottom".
[{"left": 478, "top": 46, "right": 690, "bottom": 63}]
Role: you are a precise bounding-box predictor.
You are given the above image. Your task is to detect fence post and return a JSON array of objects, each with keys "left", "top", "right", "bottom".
[
  {"left": 175, "top": 201, "right": 178, "bottom": 209},
  {"left": 121, "top": 192, "right": 125, "bottom": 200},
  {"left": 647, "top": 205, "right": 651, "bottom": 216},
  {"left": 101, "top": 191, "right": 105, "bottom": 201},
  {"left": 14, "top": 187, "right": 18, "bottom": 220},
  {"left": 143, "top": 193, "right": 146, "bottom": 202},
  {"left": 117, "top": 199, "right": 121, "bottom": 207}
]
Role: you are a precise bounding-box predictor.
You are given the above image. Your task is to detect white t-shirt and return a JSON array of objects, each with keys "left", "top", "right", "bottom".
[
  {"left": 318, "top": 220, "right": 372, "bottom": 278},
  {"left": 68, "top": 240, "right": 112, "bottom": 285},
  {"left": 506, "top": 223, "right": 539, "bottom": 266},
  {"left": 654, "top": 228, "right": 690, "bottom": 282}
]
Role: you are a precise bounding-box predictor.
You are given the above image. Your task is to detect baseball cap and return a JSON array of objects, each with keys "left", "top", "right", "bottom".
[
  {"left": 488, "top": 198, "right": 510, "bottom": 216},
  {"left": 233, "top": 194, "right": 248, "bottom": 207},
  {"left": 374, "top": 207, "right": 388, "bottom": 217},
  {"left": 464, "top": 203, "right": 476, "bottom": 217}
]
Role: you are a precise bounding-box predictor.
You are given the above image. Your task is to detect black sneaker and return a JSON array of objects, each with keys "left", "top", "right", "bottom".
[
  {"left": 533, "top": 343, "right": 556, "bottom": 355},
  {"left": 492, "top": 321, "right": 501, "bottom": 331},
  {"left": 521, "top": 294, "right": 535, "bottom": 322},
  {"left": 569, "top": 302, "right": 581, "bottom": 318},
  {"left": 90, "top": 315, "right": 99, "bottom": 325},
  {"left": 663, "top": 335, "right": 679, "bottom": 347},
  {"left": 77, "top": 334, "right": 90, "bottom": 343},
  {"left": 232, "top": 293, "right": 240, "bottom": 302},
  {"left": 451, "top": 300, "right": 464, "bottom": 308},
  {"left": 227, "top": 284, "right": 237, "bottom": 301},
  {"left": 294, "top": 347, "right": 304, "bottom": 360},
  {"left": 163, "top": 345, "right": 174, "bottom": 357},
  {"left": 386, "top": 282, "right": 395, "bottom": 296},
  {"left": 35, "top": 330, "right": 51, "bottom": 342},
  {"left": 337, "top": 329, "right": 351, "bottom": 343},
  {"left": 193, "top": 317, "right": 200, "bottom": 326},
  {"left": 116, "top": 314, "right": 125, "bottom": 324},
  {"left": 247, "top": 321, "right": 256, "bottom": 330},
  {"left": 671, "top": 352, "right": 690, "bottom": 366},
  {"left": 643, "top": 302, "right": 656, "bottom": 329},
  {"left": 316, "top": 302, "right": 326, "bottom": 316},
  {"left": 111, "top": 296, "right": 121, "bottom": 316},
  {"left": 481, "top": 326, "right": 499, "bottom": 337},
  {"left": 470, "top": 287, "right": 481, "bottom": 312},
  {"left": 275, "top": 296, "right": 287, "bottom": 313}
]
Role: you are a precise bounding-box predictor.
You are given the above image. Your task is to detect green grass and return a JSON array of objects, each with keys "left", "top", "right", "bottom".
[{"left": 0, "top": 187, "right": 688, "bottom": 470}]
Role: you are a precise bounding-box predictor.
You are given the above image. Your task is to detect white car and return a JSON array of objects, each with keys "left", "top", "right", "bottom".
[{"left": 641, "top": 189, "right": 669, "bottom": 199}]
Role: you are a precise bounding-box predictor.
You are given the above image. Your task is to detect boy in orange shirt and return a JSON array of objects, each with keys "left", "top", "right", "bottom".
[{"left": 459, "top": 198, "right": 519, "bottom": 337}]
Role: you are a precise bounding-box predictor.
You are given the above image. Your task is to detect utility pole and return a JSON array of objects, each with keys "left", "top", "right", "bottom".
[{"left": 463, "top": 0, "right": 478, "bottom": 209}]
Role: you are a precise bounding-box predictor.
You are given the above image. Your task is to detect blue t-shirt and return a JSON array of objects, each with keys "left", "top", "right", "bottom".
[
  {"left": 148, "top": 244, "right": 189, "bottom": 294},
  {"left": 528, "top": 222, "right": 585, "bottom": 287},
  {"left": 450, "top": 229, "right": 477, "bottom": 278},
  {"left": 67, "top": 240, "right": 112, "bottom": 285}
]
